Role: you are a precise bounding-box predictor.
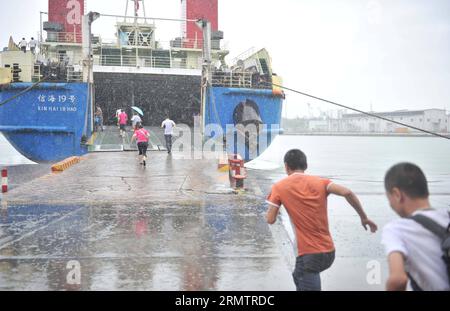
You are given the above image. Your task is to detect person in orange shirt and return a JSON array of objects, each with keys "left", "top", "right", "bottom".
[{"left": 266, "top": 149, "right": 378, "bottom": 291}]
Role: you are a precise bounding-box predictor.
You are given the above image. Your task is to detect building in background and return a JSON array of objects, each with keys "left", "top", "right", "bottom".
[
  {"left": 341, "top": 109, "right": 448, "bottom": 133},
  {"left": 283, "top": 109, "right": 449, "bottom": 134}
]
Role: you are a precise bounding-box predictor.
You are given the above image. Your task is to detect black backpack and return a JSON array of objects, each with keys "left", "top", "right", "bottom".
[{"left": 410, "top": 212, "right": 450, "bottom": 287}]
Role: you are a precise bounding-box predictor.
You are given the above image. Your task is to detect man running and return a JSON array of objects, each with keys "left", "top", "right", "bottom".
[
  {"left": 266, "top": 149, "right": 378, "bottom": 291},
  {"left": 161, "top": 117, "right": 176, "bottom": 154},
  {"left": 131, "top": 123, "right": 150, "bottom": 167}
]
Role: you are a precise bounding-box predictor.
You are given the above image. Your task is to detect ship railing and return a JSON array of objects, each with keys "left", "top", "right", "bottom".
[
  {"left": 211, "top": 71, "right": 254, "bottom": 88},
  {"left": 94, "top": 55, "right": 201, "bottom": 70},
  {"left": 30, "top": 62, "right": 84, "bottom": 83},
  {"left": 44, "top": 32, "right": 83, "bottom": 44},
  {"left": 168, "top": 38, "right": 226, "bottom": 51},
  {"left": 66, "top": 67, "right": 83, "bottom": 82},
  {"left": 169, "top": 38, "right": 204, "bottom": 50},
  {"left": 211, "top": 71, "right": 274, "bottom": 89},
  {"left": 94, "top": 38, "right": 225, "bottom": 51},
  {"left": 31, "top": 64, "right": 43, "bottom": 82},
  {"left": 231, "top": 47, "right": 257, "bottom": 65}
]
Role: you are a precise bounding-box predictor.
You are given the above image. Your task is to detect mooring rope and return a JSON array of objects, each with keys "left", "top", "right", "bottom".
[
  {"left": 0, "top": 77, "right": 49, "bottom": 108},
  {"left": 268, "top": 83, "right": 450, "bottom": 140}
]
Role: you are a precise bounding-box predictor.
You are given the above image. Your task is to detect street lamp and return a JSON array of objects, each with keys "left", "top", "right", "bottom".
[{"left": 88, "top": 12, "right": 101, "bottom": 24}]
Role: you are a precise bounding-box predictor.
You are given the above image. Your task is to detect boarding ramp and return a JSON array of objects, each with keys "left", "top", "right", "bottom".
[{"left": 89, "top": 126, "right": 167, "bottom": 152}]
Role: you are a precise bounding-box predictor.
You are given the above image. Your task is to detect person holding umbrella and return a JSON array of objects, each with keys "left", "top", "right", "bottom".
[{"left": 131, "top": 106, "right": 144, "bottom": 130}]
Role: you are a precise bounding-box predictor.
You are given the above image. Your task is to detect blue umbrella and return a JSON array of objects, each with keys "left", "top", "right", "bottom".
[{"left": 131, "top": 106, "right": 144, "bottom": 116}]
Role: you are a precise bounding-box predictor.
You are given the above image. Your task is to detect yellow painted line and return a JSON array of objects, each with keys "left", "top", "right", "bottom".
[
  {"left": 218, "top": 154, "right": 229, "bottom": 172},
  {"left": 51, "top": 156, "right": 81, "bottom": 172},
  {"left": 86, "top": 133, "right": 97, "bottom": 146},
  {"left": 218, "top": 164, "right": 229, "bottom": 173}
]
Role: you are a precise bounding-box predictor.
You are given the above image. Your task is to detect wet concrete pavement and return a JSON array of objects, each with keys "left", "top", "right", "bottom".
[
  {"left": 1, "top": 164, "right": 53, "bottom": 191},
  {"left": 4, "top": 128, "right": 438, "bottom": 291},
  {"left": 250, "top": 168, "right": 450, "bottom": 291},
  {"left": 0, "top": 200, "right": 294, "bottom": 290},
  {"left": 0, "top": 145, "right": 295, "bottom": 290}
]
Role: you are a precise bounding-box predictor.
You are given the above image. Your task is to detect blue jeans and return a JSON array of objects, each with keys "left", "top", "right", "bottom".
[{"left": 293, "top": 251, "right": 335, "bottom": 291}]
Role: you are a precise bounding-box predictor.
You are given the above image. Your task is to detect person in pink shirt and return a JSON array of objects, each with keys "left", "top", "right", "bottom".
[
  {"left": 118, "top": 109, "right": 128, "bottom": 137},
  {"left": 131, "top": 123, "right": 150, "bottom": 167}
]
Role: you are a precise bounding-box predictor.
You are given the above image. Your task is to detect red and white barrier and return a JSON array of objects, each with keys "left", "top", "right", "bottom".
[
  {"left": 1, "top": 169, "right": 7, "bottom": 193},
  {"left": 228, "top": 154, "right": 247, "bottom": 189}
]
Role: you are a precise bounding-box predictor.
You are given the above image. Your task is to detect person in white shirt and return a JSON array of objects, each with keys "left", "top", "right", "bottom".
[
  {"left": 382, "top": 162, "right": 450, "bottom": 291},
  {"left": 115, "top": 108, "right": 122, "bottom": 129},
  {"left": 29, "top": 37, "right": 38, "bottom": 54},
  {"left": 18, "top": 38, "right": 27, "bottom": 53},
  {"left": 161, "top": 117, "right": 176, "bottom": 154},
  {"left": 131, "top": 113, "right": 142, "bottom": 130}
]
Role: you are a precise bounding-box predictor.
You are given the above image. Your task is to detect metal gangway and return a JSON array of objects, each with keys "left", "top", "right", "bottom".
[{"left": 88, "top": 126, "right": 167, "bottom": 152}]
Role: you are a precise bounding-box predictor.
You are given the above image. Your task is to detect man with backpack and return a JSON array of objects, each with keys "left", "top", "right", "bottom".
[{"left": 382, "top": 163, "right": 450, "bottom": 291}]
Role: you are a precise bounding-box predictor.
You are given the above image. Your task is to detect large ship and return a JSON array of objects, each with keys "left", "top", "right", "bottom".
[{"left": 0, "top": 0, "right": 284, "bottom": 162}]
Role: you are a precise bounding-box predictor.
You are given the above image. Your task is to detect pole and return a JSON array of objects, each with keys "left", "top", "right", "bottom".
[
  {"left": 1, "top": 169, "right": 7, "bottom": 193},
  {"left": 39, "top": 12, "right": 43, "bottom": 45},
  {"left": 82, "top": 12, "right": 99, "bottom": 141},
  {"left": 198, "top": 19, "right": 212, "bottom": 138}
]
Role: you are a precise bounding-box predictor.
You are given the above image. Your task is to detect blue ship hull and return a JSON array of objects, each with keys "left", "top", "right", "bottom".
[
  {"left": 205, "top": 87, "right": 284, "bottom": 161},
  {"left": 0, "top": 82, "right": 92, "bottom": 163},
  {"left": 0, "top": 83, "right": 281, "bottom": 163}
]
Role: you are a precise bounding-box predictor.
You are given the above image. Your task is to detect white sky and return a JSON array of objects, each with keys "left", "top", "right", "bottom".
[{"left": 1, "top": 0, "right": 449, "bottom": 118}]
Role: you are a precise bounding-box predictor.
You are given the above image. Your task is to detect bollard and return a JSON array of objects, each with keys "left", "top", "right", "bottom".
[
  {"left": 1, "top": 169, "right": 7, "bottom": 193},
  {"left": 228, "top": 154, "right": 246, "bottom": 190}
]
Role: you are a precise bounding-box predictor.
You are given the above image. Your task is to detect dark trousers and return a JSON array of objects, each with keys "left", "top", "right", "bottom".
[
  {"left": 21, "top": 47, "right": 26, "bottom": 53},
  {"left": 137, "top": 142, "right": 148, "bottom": 157},
  {"left": 165, "top": 135, "right": 173, "bottom": 153},
  {"left": 292, "top": 251, "right": 335, "bottom": 291}
]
